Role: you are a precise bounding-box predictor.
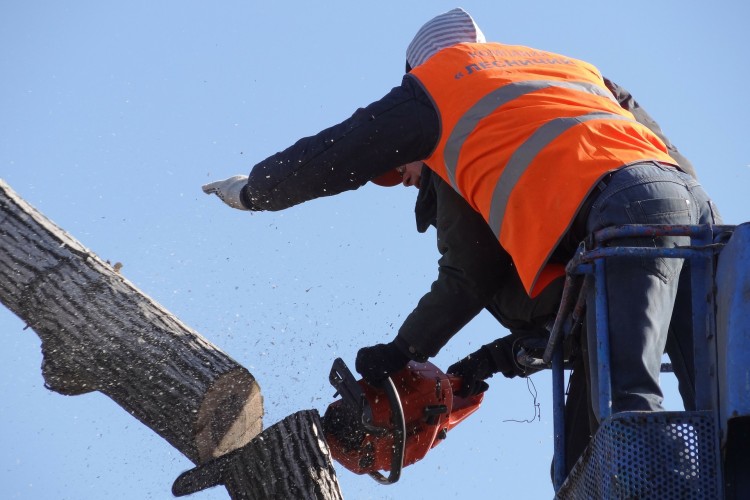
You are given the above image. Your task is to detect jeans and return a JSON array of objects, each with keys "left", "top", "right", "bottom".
[{"left": 584, "top": 162, "right": 721, "bottom": 420}]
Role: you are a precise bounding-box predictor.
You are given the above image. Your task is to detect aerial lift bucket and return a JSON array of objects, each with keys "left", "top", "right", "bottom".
[{"left": 550, "top": 224, "right": 747, "bottom": 499}]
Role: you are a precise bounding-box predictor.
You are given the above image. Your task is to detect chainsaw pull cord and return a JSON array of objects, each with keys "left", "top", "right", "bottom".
[{"left": 368, "top": 375, "right": 406, "bottom": 485}]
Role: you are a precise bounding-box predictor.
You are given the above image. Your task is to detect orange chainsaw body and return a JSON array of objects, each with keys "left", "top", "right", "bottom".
[{"left": 323, "top": 359, "right": 483, "bottom": 479}]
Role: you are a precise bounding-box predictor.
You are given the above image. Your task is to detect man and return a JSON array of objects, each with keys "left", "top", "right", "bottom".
[
  {"left": 388, "top": 113, "right": 695, "bottom": 472},
  {"left": 204, "top": 8, "right": 720, "bottom": 420},
  {"left": 383, "top": 75, "right": 701, "bottom": 397}
]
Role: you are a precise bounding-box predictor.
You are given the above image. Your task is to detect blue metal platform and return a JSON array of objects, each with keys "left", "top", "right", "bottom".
[{"left": 548, "top": 223, "right": 749, "bottom": 499}]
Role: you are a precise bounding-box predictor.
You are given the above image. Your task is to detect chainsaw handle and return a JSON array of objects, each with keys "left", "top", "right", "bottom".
[{"left": 368, "top": 375, "right": 406, "bottom": 485}]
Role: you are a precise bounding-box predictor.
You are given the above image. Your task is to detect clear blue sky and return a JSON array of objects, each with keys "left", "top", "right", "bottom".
[{"left": 1, "top": 1, "right": 748, "bottom": 499}]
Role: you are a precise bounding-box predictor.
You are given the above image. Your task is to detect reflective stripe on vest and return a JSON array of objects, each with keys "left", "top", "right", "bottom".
[
  {"left": 440, "top": 79, "right": 634, "bottom": 242},
  {"left": 444, "top": 80, "right": 619, "bottom": 193},
  {"left": 488, "top": 110, "right": 634, "bottom": 237},
  {"left": 410, "top": 42, "right": 677, "bottom": 295}
]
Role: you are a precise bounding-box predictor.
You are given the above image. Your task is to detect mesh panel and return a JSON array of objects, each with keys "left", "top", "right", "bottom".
[{"left": 556, "top": 411, "right": 721, "bottom": 500}]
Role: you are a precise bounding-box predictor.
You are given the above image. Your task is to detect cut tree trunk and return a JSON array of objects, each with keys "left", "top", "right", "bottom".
[
  {"left": 1, "top": 179, "right": 346, "bottom": 498},
  {"left": 173, "top": 410, "right": 344, "bottom": 499},
  {"left": 0, "top": 178, "right": 263, "bottom": 464}
]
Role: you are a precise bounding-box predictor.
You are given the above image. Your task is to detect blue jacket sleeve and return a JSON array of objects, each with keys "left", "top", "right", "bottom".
[{"left": 242, "top": 75, "right": 438, "bottom": 211}]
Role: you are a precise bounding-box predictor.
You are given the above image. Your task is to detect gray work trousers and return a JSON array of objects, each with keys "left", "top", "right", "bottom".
[{"left": 583, "top": 162, "right": 721, "bottom": 420}]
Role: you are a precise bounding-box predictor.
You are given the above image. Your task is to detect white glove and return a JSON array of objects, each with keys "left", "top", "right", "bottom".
[{"left": 202, "top": 175, "right": 249, "bottom": 211}]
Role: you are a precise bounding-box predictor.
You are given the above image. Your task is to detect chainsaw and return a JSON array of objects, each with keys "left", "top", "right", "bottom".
[{"left": 322, "top": 357, "right": 483, "bottom": 484}]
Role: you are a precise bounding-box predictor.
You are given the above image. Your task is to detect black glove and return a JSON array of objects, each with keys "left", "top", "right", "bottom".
[
  {"left": 447, "top": 346, "right": 496, "bottom": 397},
  {"left": 355, "top": 341, "right": 410, "bottom": 386}
]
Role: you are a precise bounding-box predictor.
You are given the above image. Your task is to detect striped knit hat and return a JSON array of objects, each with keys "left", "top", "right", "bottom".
[{"left": 405, "top": 8, "right": 485, "bottom": 70}]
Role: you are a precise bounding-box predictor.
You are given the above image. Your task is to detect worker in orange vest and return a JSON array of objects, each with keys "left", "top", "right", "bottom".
[{"left": 203, "top": 8, "right": 720, "bottom": 420}]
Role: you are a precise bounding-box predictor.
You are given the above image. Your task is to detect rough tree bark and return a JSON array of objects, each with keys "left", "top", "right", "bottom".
[
  {"left": 173, "top": 410, "right": 344, "bottom": 500},
  {"left": 0, "top": 179, "right": 344, "bottom": 498},
  {"left": 0, "top": 178, "right": 261, "bottom": 463}
]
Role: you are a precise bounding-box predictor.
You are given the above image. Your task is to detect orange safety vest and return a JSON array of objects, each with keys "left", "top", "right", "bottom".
[{"left": 409, "top": 42, "right": 677, "bottom": 296}]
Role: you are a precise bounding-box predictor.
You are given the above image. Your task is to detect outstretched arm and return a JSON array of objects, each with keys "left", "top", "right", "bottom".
[{"left": 244, "top": 76, "right": 438, "bottom": 211}]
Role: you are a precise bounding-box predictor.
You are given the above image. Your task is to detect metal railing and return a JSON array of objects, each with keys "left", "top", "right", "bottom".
[{"left": 547, "top": 224, "right": 737, "bottom": 498}]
